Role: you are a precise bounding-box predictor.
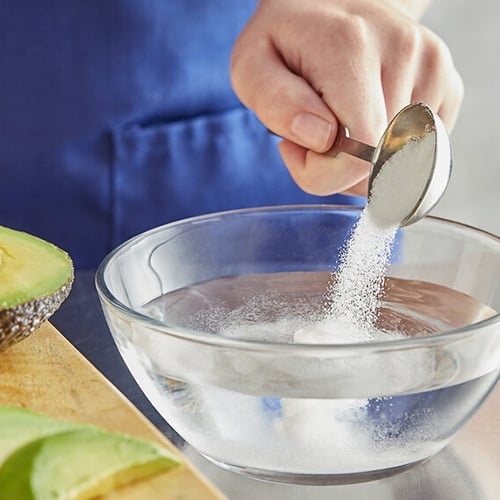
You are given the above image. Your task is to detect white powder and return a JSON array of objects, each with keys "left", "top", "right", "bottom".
[
  {"left": 276, "top": 134, "right": 438, "bottom": 473},
  {"left": 368, "top": 134, "right": 436, "bottom": 228},
  {"left": 316, "top": 134, "right": 435, "bottom": 341},
  {"left": 324, "top": 212, "right": 397, "bottom": 340}
]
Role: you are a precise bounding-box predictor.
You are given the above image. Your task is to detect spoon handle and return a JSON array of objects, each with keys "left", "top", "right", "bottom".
[{"left": 325, "top": 126, "right": 376, "bottom": 163}]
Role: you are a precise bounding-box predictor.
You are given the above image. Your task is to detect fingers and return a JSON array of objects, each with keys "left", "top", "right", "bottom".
[
  {"left": 279, "top": 139, "right": 371, "bottom": 196},
  {"left": 231, "top": 30, "right": 339, "bottom": 153},
  {"left": 379, "top": 20, "right": 422, "bottom": 121},
  {"left": 410, "top": 27, "right": 464, "bottom": 130},
  {"left": 230, "top": 0, "right": 464, "bottom": 198},
  {"left": 231, "top": 8, "right": 387, "bottom": 196},
  {"left": 379, "top": 18, "right": 463, "bottom": 131},
  {"left": 281, "top": 10, "right": 390, "bottom": 149},
  {"left": 273, "top": 14, "right": 388, "bottom": 196}
]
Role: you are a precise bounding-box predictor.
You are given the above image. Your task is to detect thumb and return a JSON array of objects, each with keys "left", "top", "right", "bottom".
[{"left": 231, "top": 38, "right": 339, "bottom": 153}]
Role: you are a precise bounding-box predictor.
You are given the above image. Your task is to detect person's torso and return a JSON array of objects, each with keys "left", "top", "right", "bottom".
[{"left": 0, "top": 0, "right": 361, "bottom": 269}]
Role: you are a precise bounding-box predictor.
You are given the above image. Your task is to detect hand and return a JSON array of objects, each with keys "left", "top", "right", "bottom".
[{"left": 230, "top": 0, "right": 463, "bottom": 196}]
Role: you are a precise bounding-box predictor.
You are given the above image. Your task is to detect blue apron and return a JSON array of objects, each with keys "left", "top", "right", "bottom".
[{"left": 0, "top": 1, "right": 361, "bottom": 269}]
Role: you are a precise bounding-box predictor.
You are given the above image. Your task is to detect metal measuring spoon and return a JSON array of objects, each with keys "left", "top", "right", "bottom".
[{"left": 327, "top": 103, "right": 452, "bottom": 226}]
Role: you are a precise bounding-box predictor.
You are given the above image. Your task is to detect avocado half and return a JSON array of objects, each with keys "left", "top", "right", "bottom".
[{"left": 0, "top": 226, "right": 73, "bottom": 350}]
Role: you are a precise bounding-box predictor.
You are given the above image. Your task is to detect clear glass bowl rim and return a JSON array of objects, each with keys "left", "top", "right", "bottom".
[{"left": 95, "top": 204, "right": 500, "bottom": 354}]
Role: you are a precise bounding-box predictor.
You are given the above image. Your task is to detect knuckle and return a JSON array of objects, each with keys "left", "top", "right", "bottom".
[
  {"left": 231, "top": 48, "right": 291, "bottom": 122},
  {"left": 251, "top": 76, "right": 290, "bottom": 122},
  {"left": 421, "top": 31, "right": 453, "bottom": 75},
  {"left": 336, "top": 14, "right": 371, "bottom": 56},
  {"left": 230, "top": 38, "right": 271, "bottom": 108},
  {"left": 393, "top": 22, "right": 422, "bottom": 60}
]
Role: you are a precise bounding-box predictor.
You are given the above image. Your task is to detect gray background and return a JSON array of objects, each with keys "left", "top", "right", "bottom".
[{"left": 423, "top": 1, "right": 499, "bottom": 236}]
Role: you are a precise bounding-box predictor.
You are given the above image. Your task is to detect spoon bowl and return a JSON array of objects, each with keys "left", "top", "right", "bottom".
[{"left": 328, "top": 103, "right": 452, "bottom": 226}]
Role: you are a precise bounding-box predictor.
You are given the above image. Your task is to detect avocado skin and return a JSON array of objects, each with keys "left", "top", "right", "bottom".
[
  {"left": 0, "top": 226, "right": 74, "bottom": 351},
  {"left": 0, "top": 279, "right": 73, "bottom": 350}
]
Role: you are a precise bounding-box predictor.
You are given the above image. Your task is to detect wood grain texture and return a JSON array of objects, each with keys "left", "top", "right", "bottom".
[{"left": 0, "top": 322, "right": 225, "bottom": 499}]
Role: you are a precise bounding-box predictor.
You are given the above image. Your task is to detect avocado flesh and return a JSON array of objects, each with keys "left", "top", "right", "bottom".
[
  {"left": 0, "top": 426, "right": 180, "bottom": 500},
  {"left": 0, "top": 407, "right": 81, "bottom": 466},
  {"left": 0, "top": 226, "right": 73, "bottom": 349}
]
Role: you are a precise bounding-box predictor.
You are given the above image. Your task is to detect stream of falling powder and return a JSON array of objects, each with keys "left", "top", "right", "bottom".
[
  {"left": 325, "top": 212, "right": 398, "bottom": 339},
  {"left": 284, "top": 135, "right": 435, "bottom": 470},
  {"left": 323, "top": 135, "right": 434, "bottom": 340}
]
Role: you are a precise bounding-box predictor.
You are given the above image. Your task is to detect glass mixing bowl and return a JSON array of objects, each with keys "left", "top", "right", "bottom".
[{"left": 96, "top": 206, "right": 500, "bottom": 484}]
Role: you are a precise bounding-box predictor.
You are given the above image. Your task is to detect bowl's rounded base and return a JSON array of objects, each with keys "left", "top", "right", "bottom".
[{"left": 200, "top": 453, "right": 431, "bottom": 485}]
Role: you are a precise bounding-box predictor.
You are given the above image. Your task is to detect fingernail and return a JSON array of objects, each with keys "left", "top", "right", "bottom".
[{"left": 291, "top": 113, "right": 333, "bottom": 151}]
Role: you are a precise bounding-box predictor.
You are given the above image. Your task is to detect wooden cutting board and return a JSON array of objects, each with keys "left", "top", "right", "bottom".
[{"left": 0, "top": 322, "right": 225, "bottom": 499}]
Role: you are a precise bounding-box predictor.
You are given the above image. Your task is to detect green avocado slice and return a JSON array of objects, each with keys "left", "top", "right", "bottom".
[
  {"left": 0, "top": 226, "right": 73, "bottom": 350},
  {"left": 0, "top": 426, "right": 180, "bottom": 499},
  {"left": 0, "top": 407, "right": 81, "bottom": 467}
]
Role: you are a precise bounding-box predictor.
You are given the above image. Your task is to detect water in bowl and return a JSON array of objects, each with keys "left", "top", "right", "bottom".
[{"left": 122, "top": 271, "right": 497, "bottom": 482}]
